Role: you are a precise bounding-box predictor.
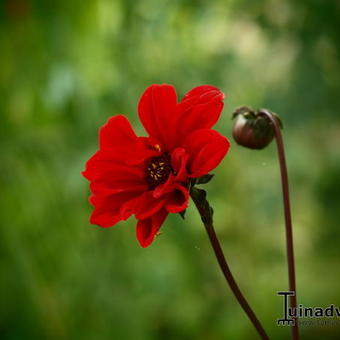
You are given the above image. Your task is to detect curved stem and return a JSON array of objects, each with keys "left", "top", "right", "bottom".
[
  {"left": 259, "top": 109, "right": 299, "bottom": 340},
  {"left": 190, "top": 190, "right": 270, "bottom": 340}
]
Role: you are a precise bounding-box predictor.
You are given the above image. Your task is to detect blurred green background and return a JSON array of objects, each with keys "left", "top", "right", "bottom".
[{"left": 1, "top": 0, "right": 340, "bottom": 339}]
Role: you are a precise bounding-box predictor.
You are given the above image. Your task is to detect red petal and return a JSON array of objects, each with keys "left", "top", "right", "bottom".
[
  {"left": 84, "top": 149, "right": 144, "bottom": 178},
  {"left": 165, "top": 184, "right": 189, "bottom": 213},
  {"left": 99, "top": 115, "right": 137, "bottom": 150},
  {"left": 136, "top": 209, "right": 168, "bottom": 248},
  {"left": 182, "top": 85, "right": 224, "bottom": 101},
  {"left": 183, "top": 129, "right": 230, "bottom": 178},
  {"left": 126, "top": 137, "right": 161, "bottom": 165},
  {"left": 90, "top": 191, "right": 139, "bottom": 228},
  {"left": 90, "top": 178, "right": 147, "bottom": 195},
  {"left": 83, "top": 149, "right": 148, "bottom": 197},
  {"left": 176, "top": 85, "right": 225, "bottom": 143},
  {"left": 134, "top": 191, "right": 166, "bottom": 220},
  {"left": 152, "top": 174, "right": 176, "bottom": 199},
  {"left": 138, "top": 84, "right": 178, "bottom": 151},
  {"left": 170, "top": 147, "right": 189, "bottom": 182},
  {"left": 83, "top": 115, "right": 163, "bottom": 180}
]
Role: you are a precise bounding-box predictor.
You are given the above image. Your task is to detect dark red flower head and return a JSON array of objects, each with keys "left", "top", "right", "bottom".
[{"left": 82, "top": 84, "right": 230, "bottom": 247}]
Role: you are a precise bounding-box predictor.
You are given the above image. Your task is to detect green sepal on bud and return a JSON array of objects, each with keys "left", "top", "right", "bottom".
[{"left": 232, "top": 106, "right": 282, "bottom": 150}]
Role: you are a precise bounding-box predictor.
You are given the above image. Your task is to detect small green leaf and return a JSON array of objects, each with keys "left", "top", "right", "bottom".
[
  {"left": 189, "top": 178, "right": 197, "bottom": 190},
  {"left": 196, "top": 174, "right": 214, "bottom": 185}
]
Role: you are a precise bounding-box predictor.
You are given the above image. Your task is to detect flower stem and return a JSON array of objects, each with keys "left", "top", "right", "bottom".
[
  {"left": 259, "top": 109, "right": 299, "bottom": 340},
  {"left": 190, "top": 188, "right": 270, "bottom": 340}
]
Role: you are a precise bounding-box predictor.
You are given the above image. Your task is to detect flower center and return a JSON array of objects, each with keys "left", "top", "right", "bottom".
[{"left": 145, "top": 153, "right": 173, "bottom": 188}]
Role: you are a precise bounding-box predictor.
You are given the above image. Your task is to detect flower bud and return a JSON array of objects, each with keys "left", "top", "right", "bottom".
[{"left": 231, "top": 106, "right": 282, "bottom": 150}]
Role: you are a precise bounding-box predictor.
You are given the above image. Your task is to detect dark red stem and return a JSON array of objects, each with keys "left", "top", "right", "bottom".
[
  {"left": 259, "top": 109, "right": 299, "bottom": 340},
  {"left": 191, "top": 192, "right": 270, "bottom": 340}
]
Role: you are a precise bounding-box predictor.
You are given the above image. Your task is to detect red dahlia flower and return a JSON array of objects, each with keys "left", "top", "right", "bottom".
[{"left": 82, "top": 84, "right": 230, "bottom": 247}]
